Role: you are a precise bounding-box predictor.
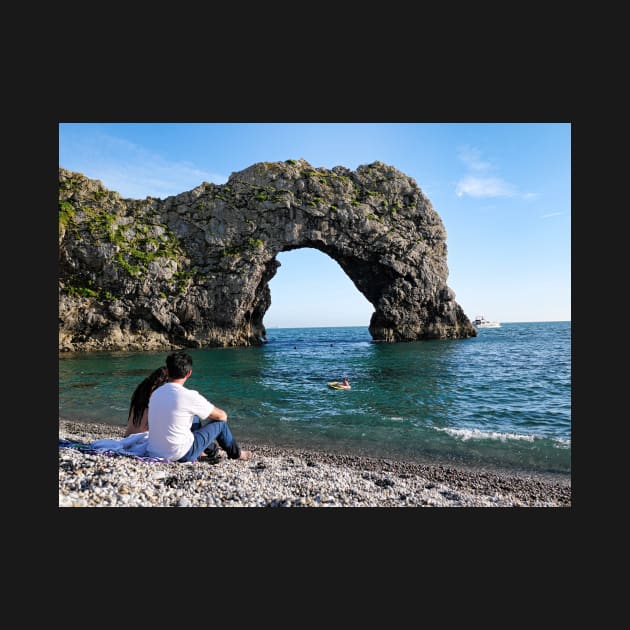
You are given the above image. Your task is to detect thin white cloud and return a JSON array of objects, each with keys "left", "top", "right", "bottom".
[
  {"left": 455, "top": 176, "right": 517, "bottom": 198},
  {"left": 59, "top": 130, "right": 228, "bottom": 199},
  {"left": 541, "top": 212, "right": 563, "bottom": 219},
  {"left": 457, "top": 145, "right": 492, "bottom": 171},
  {"left": 455, "top": 144, "right": 535, "bottom": 200}
]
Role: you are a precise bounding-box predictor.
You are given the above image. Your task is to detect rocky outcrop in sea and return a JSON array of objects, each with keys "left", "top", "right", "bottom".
[{"left": 59, "top": 160, "right": 476, "bottom": 352}]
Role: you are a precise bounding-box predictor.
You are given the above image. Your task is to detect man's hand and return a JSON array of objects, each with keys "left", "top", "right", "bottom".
[{"left": 207, "top": 406, "right": 228, "bottom": 422}]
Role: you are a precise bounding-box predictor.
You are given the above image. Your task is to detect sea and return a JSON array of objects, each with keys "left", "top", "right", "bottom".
[{"left": 58, "top": 321, "right": 571, "bottom": 478}]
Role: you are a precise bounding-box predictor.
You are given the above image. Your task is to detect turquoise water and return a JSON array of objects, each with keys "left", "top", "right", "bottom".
[{"left": 58, "top": 322, "right": 571, "bottom": 475}]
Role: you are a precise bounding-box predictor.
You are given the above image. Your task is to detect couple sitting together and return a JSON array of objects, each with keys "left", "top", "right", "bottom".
[{"left": 124, "top": 351, "right": 252, "bottom": 463}]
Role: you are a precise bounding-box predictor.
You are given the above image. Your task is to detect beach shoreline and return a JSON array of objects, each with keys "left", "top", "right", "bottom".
[{"left": 58, "top": 418, "right": 571, "bottom": 507}]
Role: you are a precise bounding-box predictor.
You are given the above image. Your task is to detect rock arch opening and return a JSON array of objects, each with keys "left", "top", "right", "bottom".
[{"left": 265, "top": 247, "right": 374, "bottom": 328}]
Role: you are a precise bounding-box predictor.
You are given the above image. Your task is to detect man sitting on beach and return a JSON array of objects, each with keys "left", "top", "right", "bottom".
[{"left": 146, "top": 351, "right": 252, "bottom": 463}]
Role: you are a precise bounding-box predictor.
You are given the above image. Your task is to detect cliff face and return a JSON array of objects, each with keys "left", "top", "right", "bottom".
[{"left": 58, "top": 159, "right": 476, "bottom": 352}]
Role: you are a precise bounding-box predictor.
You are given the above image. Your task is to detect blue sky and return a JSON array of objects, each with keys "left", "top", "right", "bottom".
[{"left": 59, "top": 123, "right": 571, "bottom": 326}]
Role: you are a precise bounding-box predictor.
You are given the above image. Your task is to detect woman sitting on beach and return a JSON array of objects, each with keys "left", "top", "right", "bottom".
[
  {"left": 329, "top": 378, "right": 351, "bottom": 390},
  {"left": 124, "top": 367, "right": 169, "bottom": 436}
]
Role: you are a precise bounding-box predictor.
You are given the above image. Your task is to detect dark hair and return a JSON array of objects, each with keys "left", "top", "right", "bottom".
[
  {"left": 166, "top": 351, "right": 193, "bottom": 379},
  {"left": 128, "top": 366, "right": 169, "bottom": 426}
]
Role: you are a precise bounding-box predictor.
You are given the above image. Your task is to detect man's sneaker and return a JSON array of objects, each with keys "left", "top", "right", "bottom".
[
  {"left": 199, "top": 443, "right": 221, "bottom": 463},
  {"left": 204, "top": 443, "right": 219, "bottom": 458}
]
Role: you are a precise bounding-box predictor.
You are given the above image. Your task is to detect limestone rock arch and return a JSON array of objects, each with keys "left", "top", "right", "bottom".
[{"left": 58, "top": 159, "right": 476, "bottom": 352}]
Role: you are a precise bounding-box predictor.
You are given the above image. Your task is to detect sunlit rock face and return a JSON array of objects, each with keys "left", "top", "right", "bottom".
[{"left": 58, "top": 160, "right": 476, "bottom": 352}]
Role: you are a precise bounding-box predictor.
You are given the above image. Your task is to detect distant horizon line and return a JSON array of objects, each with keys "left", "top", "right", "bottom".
[{"left": 264, "top": 320, "right": 570, "bottom": 329}]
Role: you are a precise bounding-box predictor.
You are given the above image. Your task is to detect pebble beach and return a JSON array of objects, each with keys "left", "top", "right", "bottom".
[{"left": 58, "top": 418, "right": 571, "bottom": 507}]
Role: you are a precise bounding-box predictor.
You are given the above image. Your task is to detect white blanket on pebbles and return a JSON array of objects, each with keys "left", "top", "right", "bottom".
[{"left": 90, "top": 431, "right": 149, "bottom": 456}]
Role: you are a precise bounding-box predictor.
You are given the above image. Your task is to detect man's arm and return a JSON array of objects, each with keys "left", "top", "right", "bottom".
[{"left": 207, "top": 406, "right": 228, "bottom": 421}]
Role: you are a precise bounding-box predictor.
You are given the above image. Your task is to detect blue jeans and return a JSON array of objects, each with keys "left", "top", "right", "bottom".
[
  {"left": 178, "top": 420, "right": 241, "bottom": 462},
  {"left": 189, "top": 417, "right": 220, "bottom": 457},
  {"left": 188, "top": 418, "right": 216, "bottom": 458}
]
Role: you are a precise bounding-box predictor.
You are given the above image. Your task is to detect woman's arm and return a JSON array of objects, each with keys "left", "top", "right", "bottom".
[{"left": 124, "top": 408, "right": 149, "bottom": 436}]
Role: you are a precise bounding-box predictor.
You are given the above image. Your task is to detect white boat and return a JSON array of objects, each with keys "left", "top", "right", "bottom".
[{"left": 472, "top": 315, "right": 501, "bottom": 329}]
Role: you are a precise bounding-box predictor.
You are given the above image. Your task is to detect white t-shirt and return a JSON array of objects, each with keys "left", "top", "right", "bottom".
[{"left": 146, "top": 382, "right": 214, "bottom": 461}]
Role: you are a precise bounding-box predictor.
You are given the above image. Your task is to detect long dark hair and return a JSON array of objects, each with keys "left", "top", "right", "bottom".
[{"left": 128, "top": 366, "right": 169, "bottom": 426}]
